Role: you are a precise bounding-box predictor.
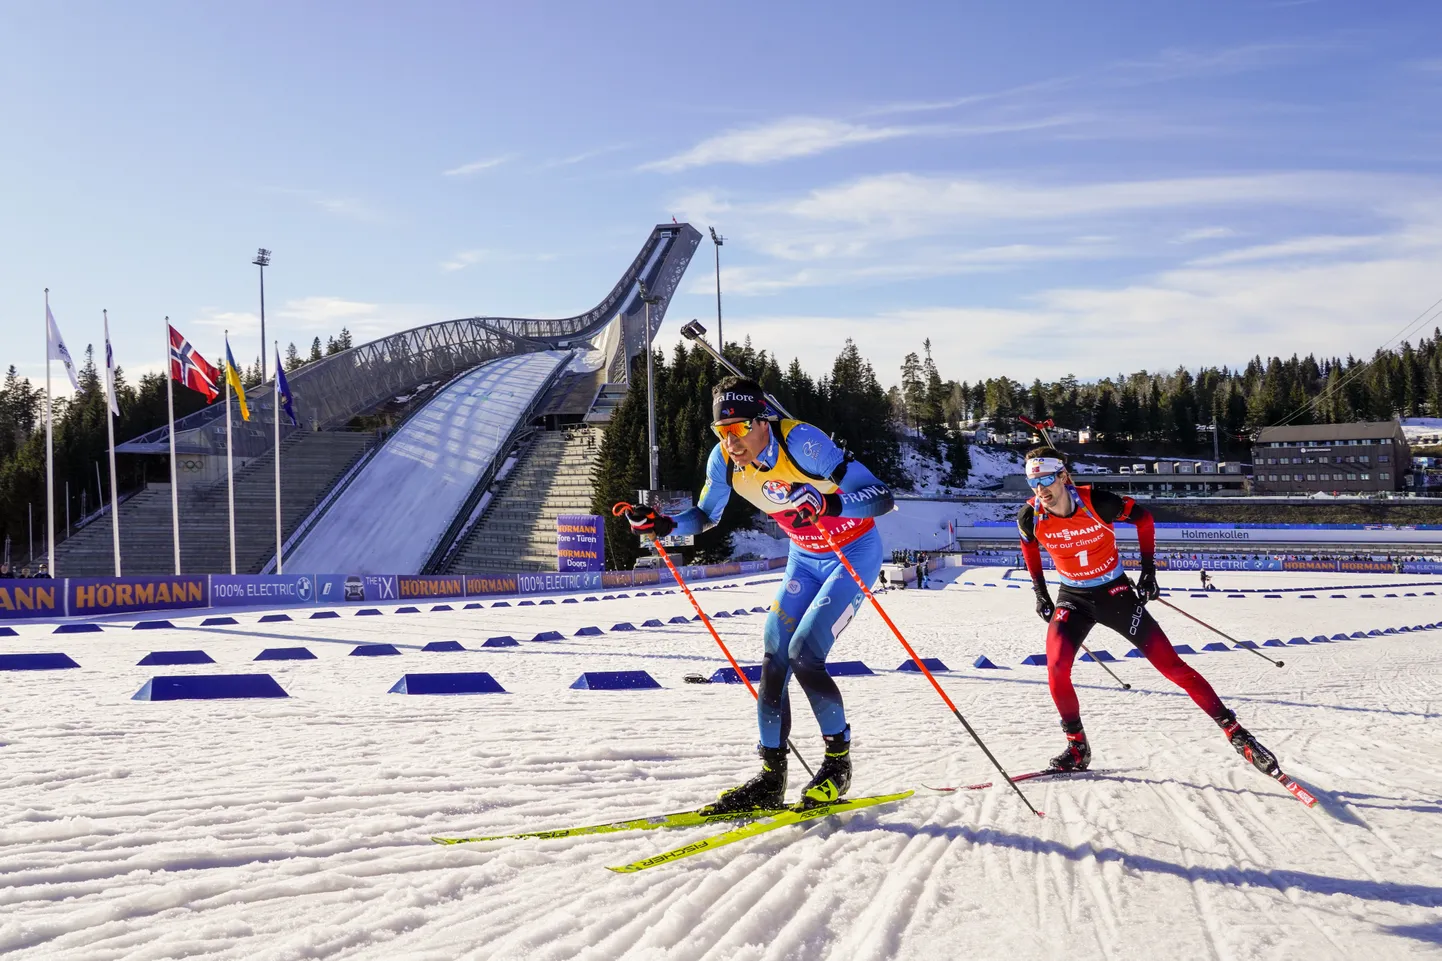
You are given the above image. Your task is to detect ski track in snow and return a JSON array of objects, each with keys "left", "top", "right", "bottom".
[{"left": 2, "top": 569, "right": 1442, "bottom": 959}]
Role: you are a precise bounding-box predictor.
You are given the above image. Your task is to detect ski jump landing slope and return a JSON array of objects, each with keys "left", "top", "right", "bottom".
[{"left": 285, "top": 350, "right": 570, "bottom": 575}]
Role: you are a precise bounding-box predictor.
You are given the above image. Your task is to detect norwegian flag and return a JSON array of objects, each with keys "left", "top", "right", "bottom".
[{"left": 168, "top": 324, "right": 221, "bottom": 402}]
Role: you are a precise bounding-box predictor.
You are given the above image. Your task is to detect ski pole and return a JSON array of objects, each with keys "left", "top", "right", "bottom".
[
  {"left": 612, "top": 503, "right": 814, "bottom": 777},
  {"left": 814, "top": 524, "right": 1043, "bottom": 818},
  {"left": 1155, "top": 597, "right": 1284, "bottom": 668},
  {"left": 1078, "top": 641, "right": 1131, "bottom": 690}
]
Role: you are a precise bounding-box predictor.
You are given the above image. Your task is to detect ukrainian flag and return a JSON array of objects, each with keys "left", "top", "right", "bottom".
[{"left": 224, "top": 336, "right": 250, "bottom": 421}]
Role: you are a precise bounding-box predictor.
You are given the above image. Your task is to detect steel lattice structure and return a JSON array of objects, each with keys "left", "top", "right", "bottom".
[{"left": 119, "top": 224, "right": 702, "bottom": 457}]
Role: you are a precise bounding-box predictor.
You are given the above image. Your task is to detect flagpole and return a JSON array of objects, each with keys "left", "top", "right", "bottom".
[
  {"left": 104, "top": 310, "right": 122, "bottom": 576},
  {"left": 44, "top": 289, "right": 55, "bottom": 576},
  {"left": 274, "top": 341, "right": 283, "bottom": 574},
  {"left": 225, "top": 332, "right": 236, "bottom": 575},
  {"left": 166, "top": 316, "right": 181, "bottom": 575}
]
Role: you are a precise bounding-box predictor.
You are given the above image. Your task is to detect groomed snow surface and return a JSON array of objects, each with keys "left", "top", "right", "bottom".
[{"left": 3, "top": 569, "right": 1441, "bottom": 960}]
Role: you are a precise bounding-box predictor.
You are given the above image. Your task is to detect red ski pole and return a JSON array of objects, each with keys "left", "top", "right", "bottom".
[
  {"left": 612, "top": 503, "right": 813, "bottom": 776},
  {"left": 815, "top": 523, "right": 1044, "bottom": 818}
]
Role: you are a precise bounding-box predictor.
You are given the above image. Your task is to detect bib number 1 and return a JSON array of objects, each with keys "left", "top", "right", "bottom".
[{"left": 1078, "top": 549, "right": 1089, "bottom": 568}]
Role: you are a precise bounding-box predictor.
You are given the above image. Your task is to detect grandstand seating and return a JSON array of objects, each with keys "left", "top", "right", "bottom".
[
  {"left": 54, "top": 431, "right": 375, "bottom": 575},
  {"left": 445, "top": 426, "right": 603, "bottom": 573}
]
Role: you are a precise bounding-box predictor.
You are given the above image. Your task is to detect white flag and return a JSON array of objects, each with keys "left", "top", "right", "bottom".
[
  {"left": 46, "top": 305, "right": 80, "bottom": 392},
  {"left": 103, "top": 312, "right": 120, "bottom": 416}
]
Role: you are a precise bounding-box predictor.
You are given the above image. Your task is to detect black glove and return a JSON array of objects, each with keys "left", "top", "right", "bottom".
[
  {"left": 1136, "top": 559, "right": 1159, "bottom": 602},
  {"left": 623, "top": 505, "right": 675, "bottom": 538},
  {"left": 1033, "top": 584, "right": 1055, "bottom": 623}
]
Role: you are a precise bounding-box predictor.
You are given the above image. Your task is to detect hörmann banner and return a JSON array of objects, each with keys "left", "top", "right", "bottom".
[
  {"left": 398, "top": 575, "right": 467, "bottom": 600},
  {"left": 465, "top": 573, "right": 520, "bottom": 596},
  {"left": 556, "top": 515, "right": 605, "bottom": 573},
  {"left": 0, "top": 578, "right": 63, "bottom": 619},
  {"left": 212, "top": 575, "right": 317, "bottom": 608},
  {"left": 68, "top": 575, "right": 208, "bottom": 617}
]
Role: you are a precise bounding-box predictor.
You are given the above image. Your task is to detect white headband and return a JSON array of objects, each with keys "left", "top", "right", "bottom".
[{"left": 1025, "top": 456, "right": 1066, "bottom": 478}]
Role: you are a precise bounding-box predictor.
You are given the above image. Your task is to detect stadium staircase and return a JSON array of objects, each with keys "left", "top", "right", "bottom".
[
  {"left": 443, "top": 426, "right": 603, "bottom": 573},
  {"left": 54, "top": 431, "right": 375, "bottom": 576}
]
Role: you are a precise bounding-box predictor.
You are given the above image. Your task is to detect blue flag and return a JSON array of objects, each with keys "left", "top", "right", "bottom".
[{"left": 275, "top": 347, "right": 298, "bottom": 426}]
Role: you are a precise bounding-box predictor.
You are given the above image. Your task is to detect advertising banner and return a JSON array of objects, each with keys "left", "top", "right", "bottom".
[
  {"left": 518, "top": 571, "right": 603, "bottom": 595},
  {"left": 315, "top": 574, "right": 399, "bottom": 604},
  {"left": 1402, "top": 560, "right": 1442, "bottom": 575},
  {"left": 556, "top": 514, "right": 605, "bottom": 573},
  {"left": 1337, "top": 560, "right": 1398, "bottom": 574},
  {"left": 1282, "top": 559, "right": 1339, "bottom": 573},
  {"left": 974, "top": 521, "right": 1442, "bottom": 546},
  {"left": 1157, "top": 556, "right": 1282, "bottom": 572},
  {"left": 212, "top": 574, "right": 317, "bottom": 608},
  {"left": 0, "top": 578, "right": 63, "bottom": 619},
  {"left": 68, "top": 575, "right": 208, "bottom": 617},
  {"left": 465, "top": 572, "right": 520, "bottom": 596},
  {"left": 398, "top": 575, "right": 467, "bottom": 600}
]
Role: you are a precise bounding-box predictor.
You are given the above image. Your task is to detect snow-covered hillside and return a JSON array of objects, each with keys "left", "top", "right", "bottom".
[
  {"left": 1402, "top": 417, "right": 1442, "bottom": 445},
  {"left": 1, "top": 571, "right": 1439, "bottom": 959},
  {"left": 901, "top": 440, "right": 1023, "bottom": 495}
]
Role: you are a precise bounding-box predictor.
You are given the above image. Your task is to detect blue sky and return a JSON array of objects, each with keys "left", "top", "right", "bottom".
[{"left": 3, "top": 1, "right": 1440, "bottom": 396}]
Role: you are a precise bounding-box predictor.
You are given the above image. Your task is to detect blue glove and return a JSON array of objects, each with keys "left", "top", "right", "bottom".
[{"left": 783, "top": 484, "right": 843, "bottom": 528}]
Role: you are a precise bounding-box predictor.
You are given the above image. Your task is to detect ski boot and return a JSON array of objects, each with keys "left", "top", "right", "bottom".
[
  {"left": 1216, "top": 710, "right": 1279, "bottom": 776},
  {"left": 799, "top": 726, "right": 852, "bottom": 808},
  {"left": 1048, "top": 719, "right": 1091, "bottom": 772},
  {"left": 701, "top": 745, "right": 787, "bottom": 815}
]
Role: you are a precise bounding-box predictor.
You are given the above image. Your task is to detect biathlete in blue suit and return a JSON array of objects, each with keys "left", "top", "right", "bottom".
[{"left": 622, "top": 376, "right": 894, "bottom": 811}]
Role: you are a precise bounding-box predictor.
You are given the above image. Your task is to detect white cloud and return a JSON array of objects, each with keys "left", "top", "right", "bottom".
[
  {"left": 690, "top": 250, "right": 1442, "bottom": 386},
  {"left": 642, "top": 116, "right": 1080, "bottom": 173},
  {"left": 643, "top": 118, "right": 917, "bottom": 172},
  {"left": 782, "top": 171, "right": 1396, "bottom": 230},
  {"left": 693, "top": 241, "right": 1114, "bottom": 296},
  {"left": 546, "top": 144, "right": 629, "bottom": 167},
  {"left": 1187, "top": 234, "right": 1384, "bottom": 267},
  {"left": 1173, "top": 226, "right": 1238, "bottom": 243},
  {"left": 443, "top": 156, "right": 511, "bottom": 177},
  {"left": 442, "top": 250, "right": 490, "bottom": 272},
  {"left": 190, "top": 309, "right": 261, "bottom": 332},
  {"left": 277, "top": 297, "right": 380, "bottom": 327}
]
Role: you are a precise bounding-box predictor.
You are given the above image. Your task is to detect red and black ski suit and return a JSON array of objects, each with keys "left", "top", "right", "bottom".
[{"left": 1018, "top": 486, "right": 1227, "bottom": 726}]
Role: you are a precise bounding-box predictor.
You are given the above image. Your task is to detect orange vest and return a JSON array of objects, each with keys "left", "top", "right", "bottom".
[{"left": 1030, "top": 485, "right": 1122, "bottom": 587}]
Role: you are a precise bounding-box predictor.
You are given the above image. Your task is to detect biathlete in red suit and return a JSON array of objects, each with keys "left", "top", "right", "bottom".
[{"left": 1017, "top": 446, "right": 1281, "bottom": 776}]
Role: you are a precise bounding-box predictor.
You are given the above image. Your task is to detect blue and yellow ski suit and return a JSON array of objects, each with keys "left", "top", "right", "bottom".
[{"left": 670, "top": 420, "right": 893, "bottom": 749}]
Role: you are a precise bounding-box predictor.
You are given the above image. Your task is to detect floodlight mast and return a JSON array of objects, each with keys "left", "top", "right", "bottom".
[
  {"left": 637, "top": 281, "right": 662, "bottom": 491},
  {"left": 708, "top": 227, "right": 724, "bottom": 353},
  {"left": 253, "top": 248, "right": 272, "bottom": 381}
]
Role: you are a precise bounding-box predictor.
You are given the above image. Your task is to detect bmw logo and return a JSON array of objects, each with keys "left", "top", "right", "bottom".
[
  {"left": 297, "top": 577, "right": 313, "bottom": 601},
  {"left": 762, "top": 479, "right": 792, "bottom": 504}
]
